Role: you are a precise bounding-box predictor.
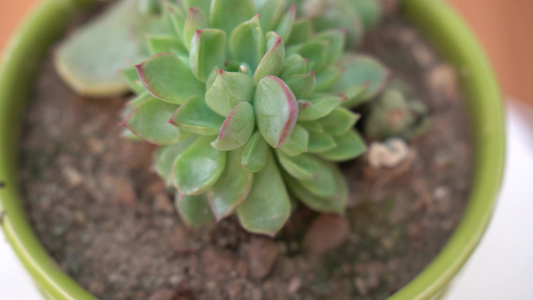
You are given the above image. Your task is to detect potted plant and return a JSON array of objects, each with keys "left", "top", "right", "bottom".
[{"left": 0, "top": 0, "right": 504, "bottom": 299}]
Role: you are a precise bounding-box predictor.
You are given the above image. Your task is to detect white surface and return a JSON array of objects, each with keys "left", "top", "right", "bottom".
[
  {"left": 1, "top": 102, "right": 532, "bottom": 299},
  {"left": 444, "top": 101, "right": 533, "bottom": 300},
  {"left": 0, "top": 232, "right": 42, "bottom": 298}
]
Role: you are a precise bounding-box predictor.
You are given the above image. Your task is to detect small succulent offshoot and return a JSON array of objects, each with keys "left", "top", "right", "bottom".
[{"left": 363, "top": 80, "right": 431, "bottom": 140}]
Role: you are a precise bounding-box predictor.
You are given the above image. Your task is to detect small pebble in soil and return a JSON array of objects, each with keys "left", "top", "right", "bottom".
[
  {"left": 228, "top": 284, "right": 243, "bottom": 297},
  {"left": 411, "top": 42, "right": 437, "bottom": 68},
  {"left": 304, "top": 214, "right": 350, "bottom": 254},
  {"left": 367, "top": 139, "right": 411, "bottom": 169},
  {"left": 61, "top": 165, "right": 83, "bottom": 187},
  {"left": 243, "top": 237, "right": 279, "bottom": 280},
  {"left": 355, "top": 277, "right": 368, "bottom": 296},
  {"left": 427, "top": 63, "right": 459, "bottom": 102},
  {"left": 288, "top": 277, "right": 302, "bottom": 294},
  {"left": 148, "top": 290, "right": 177, "bottom": 300}
]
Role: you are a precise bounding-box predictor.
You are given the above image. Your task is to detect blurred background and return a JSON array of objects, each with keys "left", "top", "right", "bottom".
[
  {"left": 1, "top": 0, "right": 532, "bottom": 104},
  {"left": 1, "top": 1, "right": 532, "bottom": 299}
]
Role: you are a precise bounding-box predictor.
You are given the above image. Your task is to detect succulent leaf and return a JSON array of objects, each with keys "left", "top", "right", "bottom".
[
  {"left": 121, "top": 97, "right": 183, "bottom": 145},
  {"left": 55, "top": 0, "right": 161, "bottom": 96},
  {"left": 205, "top": 70, "right": 255, "bottom": 116},
  {"left": 162, "top": 1, "right": 187, "bottom": 40},
  {"left": 344, "top": 84, "right": 369, "bottom": 107},
  {"left": 313, "top": 30, "right": 345, "bottom": 66},
  {"left": 314, "top": 66, "right": 343, "bottom": 93},
  {"left": 298, "top": 120, "right": 323, "bottom": 133},
  {"left": 136, "top": 53, "right": 204, "bottom": 104},
  {"left": 241, "top": 132, "right": 269, "bottom": 172},
  {"left": 277, "top": 151, "right": 318, "bottom": 180},
  {"left": 275, "top": 4, "right": 297, "bottom": 42},
  {"left": 169, "top": 96, "right": 224, "bottom": 136},
  {"left": 208, "top": 148, "right": 253, "bottom": 221},
  {"left": 279, "top": 124, "right": 309, "bottom": 156},
  {"left": 254, "top": 76, "right": 298, "bottom": 148},
  {"left": 183, "top": 7, "right": 209, "bottom": 50},
  {"left": 298, "top": 100, "right": 312, "bottom": 111},
  {"left": 139, "top": 0, "right": 161, "bottom": 15},
  {"left": 254, "top": 0, "right": 285, "bottom": 32},
  {"left": 335, "top": 54, "right": 390, "bottom": 108},
  {"left": 146, "top": 34, "right": 187, "bottom": 56},
  {"left": 284, "top": 71, "right": 316, "bottom": 99},
  {"left": 189, "top": 28, "right": 227, "bottom": 82},
  {"left": 297, "top": 94, "right": 343, "bottom": 121},
  {"left": 184, "top": 0, "right": 212, "bottom": 16},
  {"left": 253, "top": 32, "right": 285, "bottom": 85},
  {"left": 176, "top": 193, "right": 215, "bottom": 227},
  {"left": 237, "top": 151, "right": 291, "bottom": 236},
  {"left": 211, "top": 102, "right": 255, "bottom": 151},
  {"left": 350, "top": 0, "right": 381, "bottom": 31},
  {"left": 154, "top": 138, "right": 197, "bottom": 186},
  {"left": 286, "top": 18, "right": 313, "bottom": 45},
  {"left": 120, "top": 66, "right": 145, "bottom": 94},
  {"left": 172, "top": 136, "right": 227, "bottom": 195},
  {"left": 307, "top": 130, "right": 337, "bottom": 153},
  {"left": 122, "top": 92, "right": 153, "bottom": 130},
  {"left": 284, "top": 160, "right": 347, "bottom": 213},
  {"left": 294, "top": 156, "right": 338, "bottom": 198},
  {"left": 210, "top": 0, "right": 254, "bottom": 35},
  {"left": 205, "top": 67, "right": 221, "bottom": 90},
  {"left": 292, "top": 40, "right": 328, "bottom": 72},
  {"left": 122, "top": 130, "right": 143, "bottom": 141},
  {"left": 126, "top": 91, "right": 152, "bottom": 109},
  {"left": 319, "top": 129, "right": 367, "bottom": 161},
  {"left": 318, "top": 107, "right": 360, "bottom": 136},
  {"left": 309, "top": 0, "right": 364, "bottom": 48},
  {"left": 229, "top": 15, "right": 266, "bottom": 69},
  {"left": 281, "top": 54, "right": 308, "bottom": 78}
]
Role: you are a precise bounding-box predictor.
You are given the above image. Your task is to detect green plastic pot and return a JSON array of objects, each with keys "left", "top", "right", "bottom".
[{"left": 0, "top": 0, "right": 505, "bottom": 299}]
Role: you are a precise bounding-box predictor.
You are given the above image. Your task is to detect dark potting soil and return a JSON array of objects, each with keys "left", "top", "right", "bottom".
[{"left": 20, "top": 6, "right": 472, "bottom": 300}]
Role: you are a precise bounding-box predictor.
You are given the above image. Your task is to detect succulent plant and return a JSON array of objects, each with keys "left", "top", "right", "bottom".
[
  {"left": 116, "top": 0, "right": 390, "bottom": 236},
  {"left": 56, "top": 0, "right": 389, "bottom": 236},
  {"left": 363, "top": 80, "right": 431, "bottom": 140}
]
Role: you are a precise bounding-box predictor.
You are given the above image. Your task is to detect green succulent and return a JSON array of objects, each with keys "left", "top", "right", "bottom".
[
  {"left": 56, "top": 0, "right": 389, "bottom": 236},
  {"left": 117, "top": 0, "right": 389, "bottom": 236},
  {"left": 364, "top": 80, "right": 431, "bottom": 140}
]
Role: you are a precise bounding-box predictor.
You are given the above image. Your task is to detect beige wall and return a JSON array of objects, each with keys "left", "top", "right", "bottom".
[
  {"left": 1, "top": 0, "right": 532, "bottom": 104},
  {"left": 448, "top": 0, "right": 533, "bottom": 104},
  {"left": 0, "top": 1, "right": 39, "bottom": 53}
]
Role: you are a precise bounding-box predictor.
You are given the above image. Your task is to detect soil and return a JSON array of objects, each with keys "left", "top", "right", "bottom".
[{"left": 20, "top": 5, "right": 472, "bottom": 300}]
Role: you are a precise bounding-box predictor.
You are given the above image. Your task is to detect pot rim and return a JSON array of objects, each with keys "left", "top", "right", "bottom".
[
  {"left": 0, "top": 1, "right": 505, "bottom": 299},
  {"left": 390, "top": 0, "right": 505, "bottom": 298}
]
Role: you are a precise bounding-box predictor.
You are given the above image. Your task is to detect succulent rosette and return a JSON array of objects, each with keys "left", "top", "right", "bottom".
[{"left": 116, "top": 0, "right": 389, "bottom": 235}]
